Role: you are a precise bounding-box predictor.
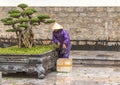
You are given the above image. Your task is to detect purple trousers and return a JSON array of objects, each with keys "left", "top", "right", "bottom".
[{"left": 58, "top": 44, "right": 71, "bottom": 58}]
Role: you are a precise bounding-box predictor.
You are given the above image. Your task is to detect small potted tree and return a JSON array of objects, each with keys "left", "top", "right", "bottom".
[{"left": 0, "top": 3, "right": 58, "bottom": 79}]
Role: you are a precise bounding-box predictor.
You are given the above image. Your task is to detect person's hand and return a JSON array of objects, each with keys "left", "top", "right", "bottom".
[
  {"left": 63, "top": 44, "right": 66, "bottom": 49},
  {"left": 57, "top": 42, "right": 60, "bottom": 47}
]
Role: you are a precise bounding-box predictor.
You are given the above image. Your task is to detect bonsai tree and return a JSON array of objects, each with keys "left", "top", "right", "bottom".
[{"left": 1, "top": 3, "right": 55, "bottom": 48}]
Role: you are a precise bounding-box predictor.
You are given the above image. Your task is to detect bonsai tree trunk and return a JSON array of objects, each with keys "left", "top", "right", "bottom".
[
  {"left": 22, "top": 29, "right": 34, "bottom": 48},
  {"left": 17, "top": 29, "right": 34, "bottom": 48}
]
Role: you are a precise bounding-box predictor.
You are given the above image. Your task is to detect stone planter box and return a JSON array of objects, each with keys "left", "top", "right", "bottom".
[
  {"left": 0, "top": 72, "right": 1, "bottom": 85},
  {"left": 0, "top": 50, "right": 58, "bottom": 79}
]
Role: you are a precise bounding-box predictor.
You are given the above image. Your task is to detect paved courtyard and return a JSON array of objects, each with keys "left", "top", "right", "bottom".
[
  {"left": 2, "top": 66, "right": 120, "bottom": 85},
  {"left": 2, "top": 51, "right": 120, "bottom": 85}
]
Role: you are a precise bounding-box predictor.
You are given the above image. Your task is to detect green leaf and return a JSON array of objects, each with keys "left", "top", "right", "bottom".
[
  {"left": 18, "top": 3, "right": 28, "bottom": 9},
  {"left": 18, "top": 24, "right": 29, "bottom": 28},
  {"left": 30, "top": 17, "right": 39, "bottom": 22},
  {"left": 29, "top": 8, "right": 37, "bottom": 12},
  {"left": 18, "top": 18, "right": 29, "bottom": 22},
  {"left": 6, "top": 29, "right": 16, "bottom": 32},
  {"left": 8, "top": 10, "right": 20, "bottom": 14},
  {"left": 1, "top": 18, "right": 13, "bottom": 22},
  {"left": 2, "top": 19, "right": 16, "bottom": 25},
  {"left": 6, "top": 20, "right": 16, "bottom": 25},
  {"left": 38, "top": 14, "right": 50, "bottom": 20},
  {"left": 10, "top": 13, "right": 21, "bottom": 18},
  {"left": 23, "top": 8, "right": 37, "bottom": 15}
]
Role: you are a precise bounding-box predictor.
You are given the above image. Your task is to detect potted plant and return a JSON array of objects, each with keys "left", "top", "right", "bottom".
[{"left": 0, "top": 3, "right": 58, "bottom": 79}]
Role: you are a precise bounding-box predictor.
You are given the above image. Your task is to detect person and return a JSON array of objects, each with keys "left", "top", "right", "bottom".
[{"left": 51, "top": 22, "right": 71, "bottom": 58}]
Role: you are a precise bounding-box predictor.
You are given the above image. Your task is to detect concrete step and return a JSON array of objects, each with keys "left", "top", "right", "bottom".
[{"left": 70, "top": 51, "right": 120, "bottom": 66}]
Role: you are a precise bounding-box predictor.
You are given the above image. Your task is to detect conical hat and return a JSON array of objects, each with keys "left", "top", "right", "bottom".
[{"left": 51, "top": 22, "right": 63, "bottom": 29}]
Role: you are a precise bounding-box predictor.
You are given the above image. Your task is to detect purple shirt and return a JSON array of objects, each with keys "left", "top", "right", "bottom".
[{"left": 52, "top": 29, "right": 71, "bottom": 50}]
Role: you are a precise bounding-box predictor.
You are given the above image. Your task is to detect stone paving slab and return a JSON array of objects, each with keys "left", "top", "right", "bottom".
[
  {"left": 70, "top": 50, "right": 120, "bottom": 60},
  {"left": 2, "top": 66, "right": 120, "bottom": 85},
  {"left": 70, "top": 51, "right": 120, "bottom": 66},
  {"left": 70, "top": 50, "right": 120, "bottom": 57}
]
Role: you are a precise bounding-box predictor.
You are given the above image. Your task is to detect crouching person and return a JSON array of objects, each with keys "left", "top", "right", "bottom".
[{"left": 51, "top": 22, "right": 71, "bottom": 58}]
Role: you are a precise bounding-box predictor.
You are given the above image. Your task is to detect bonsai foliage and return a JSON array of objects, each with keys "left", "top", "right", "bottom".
[{"left": 1, "top": 3, "right": 55, "bottom": 48}]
